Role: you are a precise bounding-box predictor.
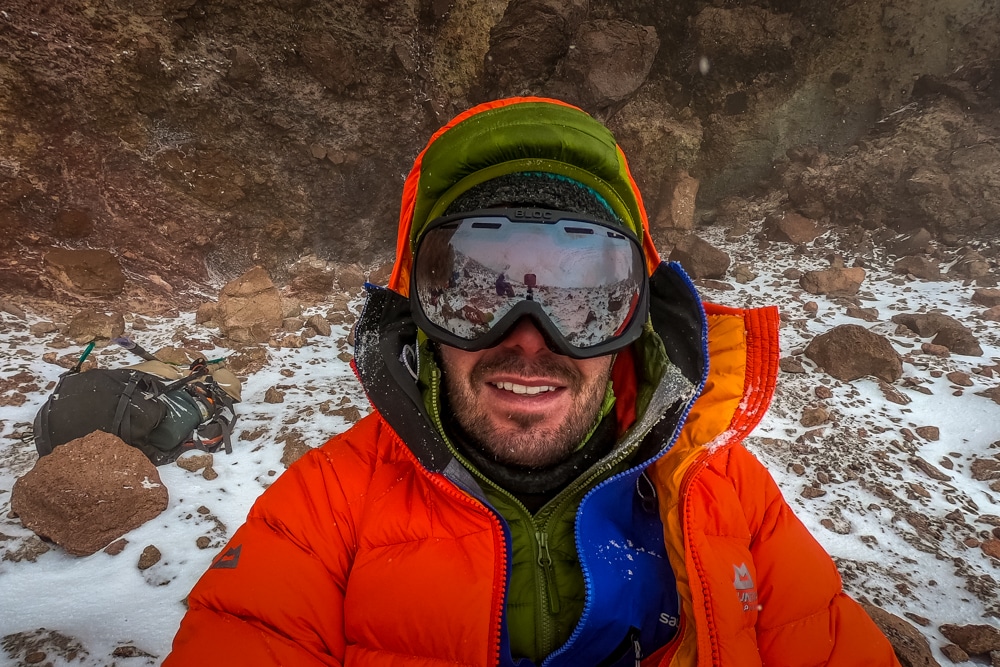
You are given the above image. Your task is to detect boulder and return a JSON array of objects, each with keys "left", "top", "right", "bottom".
[
  {"left": 862, "top": 604, "right": 940, "bottom": 667},
  {"left": 10, "top": 432, "right": 168, "bottom": 556},
  {"left": 931, "top": 325, "right": 983, "bottom": 357},
  {"left": 216, "top": 266, "right": 283, "bottom": 343},
  {"left": 972, "top": 288, "right": 1000, "bottom": 308},
  {"left": 939, "top": 623, "right": 1000, "bottom": 656},
  {"left": 65, "top": 309, "right": 125, "bottom": 346},
  {"left": 891, "top": 312, "right": 964, "bottom": 338},
  {"left": 44, "top": 248, "right": 126, "bottom": 297},
  {"left": 761, "top": 211, "right": 822, "bottom": 244},
  {"left": 799, "top": 267, "right": 865, "bottom": 296},
  {"left": 893, "top": 256, "right": 942, "bottom": 281},
  {"left": 804, "top": 324, "right": 903, "bottom": 382},
  {"left": 667, "top": 234, "right": 731, "bottom": 279},
  {"left": 885, "top": 228, "right": 932, "bottom": 257}
]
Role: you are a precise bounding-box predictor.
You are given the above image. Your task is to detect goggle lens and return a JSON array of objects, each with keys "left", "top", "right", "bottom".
[{"left": 411, "top": 211, "right": 647, "bottom": 356}]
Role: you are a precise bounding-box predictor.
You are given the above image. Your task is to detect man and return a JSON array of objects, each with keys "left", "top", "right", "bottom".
[{"left": 165, "top": 98, "right": 901, "bottom": 666}]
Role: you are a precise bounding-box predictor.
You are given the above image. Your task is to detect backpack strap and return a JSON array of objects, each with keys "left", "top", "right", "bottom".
[{"left": 111, "top": 372, "right": 143, "bottom": 442}]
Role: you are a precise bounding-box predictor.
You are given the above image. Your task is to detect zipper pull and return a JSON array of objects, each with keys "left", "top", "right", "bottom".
[{"left": 536, "top": 531, "right": 561, "bottom": 614}]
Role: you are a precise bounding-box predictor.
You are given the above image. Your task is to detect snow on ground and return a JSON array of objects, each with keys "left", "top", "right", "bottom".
[{"left": 0, "top": 219, "right": 998, "bottom": 665}]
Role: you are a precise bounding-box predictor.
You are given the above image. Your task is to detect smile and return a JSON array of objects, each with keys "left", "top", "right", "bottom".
[{"left": 492, "top": 382, "right": 558, "bottom": 395}]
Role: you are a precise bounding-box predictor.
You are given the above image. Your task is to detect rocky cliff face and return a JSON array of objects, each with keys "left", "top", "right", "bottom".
[{"left": 1, "top": 0, "right": 998, "bottom": 314}]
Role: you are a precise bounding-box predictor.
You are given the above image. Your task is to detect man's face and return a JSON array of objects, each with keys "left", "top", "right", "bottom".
[{"left": 438, "top": 318, "right": 614, "bottom": 468}]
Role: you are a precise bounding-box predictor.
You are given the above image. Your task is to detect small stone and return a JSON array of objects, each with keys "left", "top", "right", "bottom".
[
  {"left": 196, "top": 536, "right": 212, "bottom": 549},
  {"left": 138, "top": 545, "right": 161, "bottom": 570},
  {"left": 264, "top": 386, "right": 285, "bottom": 403},
  {"left": 915, "top": 426, "right": 940, "bottom": 441},
  {"left": 202, "top": 466, "right": 218, "bottom": 481},
  {"left": 801, "top": 486, "right": 827, "bottom": 499},
  {"left": 982, "top": 540, "right": 1000, "bottom": 560},
  {"left": 941, "top": 644, "right": 969, "bottom": 663},
  {"left": 814, "top": 385, "right": 833, "bottom": 399},
  {"left": 104, "top": 538, "right": 128, "bottom": 556},
  {"left": 25, "top": 652, "right": 47, "bottom": 664},
  {"left": 947, "top": 371, "right": 974, "bottom": 387}
]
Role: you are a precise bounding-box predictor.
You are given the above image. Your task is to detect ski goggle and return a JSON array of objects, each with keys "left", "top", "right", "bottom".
[{"left": 410, "top": 209, "right": 649, "bottom": 358}]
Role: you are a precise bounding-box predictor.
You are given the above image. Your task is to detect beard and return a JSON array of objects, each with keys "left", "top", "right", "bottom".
[{"left": 441, "top": 348, "right": 613, "bottom": 468}]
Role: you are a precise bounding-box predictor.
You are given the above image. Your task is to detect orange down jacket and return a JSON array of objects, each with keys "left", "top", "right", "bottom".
[{"left": 164, "top": 297, "right": 900, "bottom": 666}]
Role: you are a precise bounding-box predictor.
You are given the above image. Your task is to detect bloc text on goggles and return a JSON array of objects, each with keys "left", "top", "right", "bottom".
[{"left": 410, "top": 208, "right": 649, "bottom": 358}]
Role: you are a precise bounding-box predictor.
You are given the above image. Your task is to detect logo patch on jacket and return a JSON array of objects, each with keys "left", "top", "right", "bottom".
[
  {"left": 211, "top": 544, "right": 242, "bottom": 570},
  {"left": 733, "top": 563, "right": 758, "bottom": 611}
]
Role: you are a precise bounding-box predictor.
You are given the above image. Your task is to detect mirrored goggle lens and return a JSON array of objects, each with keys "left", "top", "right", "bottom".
[{"left": 412, "top": 215, "right": 645, "bottom": 350}]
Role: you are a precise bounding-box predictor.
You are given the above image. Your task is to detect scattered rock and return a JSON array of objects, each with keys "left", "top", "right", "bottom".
[
  {"left": 667, "top": 234, "right": 731, "bottom": 279},
  {"left": 972, "top": 288, "right": 1000, "bottom": 308},
  {"left": 939, "top": 623, "right": 1000, "bottom": 656},
  {"left": 761, "top": 211, "right": 822, "bottom": 244},
  {"left": 215, "top": 266, "right": 284, "bottom": 344},
  {"left": 799, "top": 266, "right": 866, "bottom": 296},
  {"left": 914, "top": 426, "right": 940, "bottom": 441},
  {"left": 894, "top": 255, "right": 943, "bottom": 281},
  {"left": 804, "top": 324, "right": 903, "bottom": 382},
  {"left": 306, "top": 313, "right": 332, "bottom": 337},
  {"left": 65, "top": 309, "right": 125, "bottom": 346},
  {"left": 264, "top": 386, "right": 285, "bottom": 403},
  {"left": 137, "top": 544, "right": 161, "bottom": 570},
  {"left": 11, "top": 432, "right": 169, "bottom": 556},
  {"left": 800, "top": 406, "right": 829, "bottom": 427},
  {"left": 931, "top": 326, "right": 983, "bottom": 357},
  {"left": 176, "top": 453, "right": 213, "bottom": 473},
  {"left": 862, "top": 604, "right": 941, "bottom": 667}
]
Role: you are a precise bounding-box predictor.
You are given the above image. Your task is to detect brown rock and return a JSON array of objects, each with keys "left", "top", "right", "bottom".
[
  {"left": 878, "top": 380, "right": 911, "bottom": 405},
  {"left": 651, "top": 170, "right": 699, "bottom": 234},
  {"left": 799, "top": 266, "right": 866, "bottom": 296},
  {"left": 915, "top": 426, "right": 940, "bottom": 441},
  {"left": 932, "top": 326, "right": 983, "bottom": 357},
  {"left": 202, "top": 466, "right": 218, "bottom": 481},
  {"left": 306, "top": 314, "right": 332, "bottom": 337},
  {"left": 972, "top": 288, "right": 1000, "bottom": 308},
  {"left": 940, "top": 623, "right": 1000, "bottom": 655},
  {"left": 667, "top": 234, "right": 731, "bottom": 279},
  {"left": 65, "top": 309, "right": 126, "bottom": 346},
  {"left": 920, "top": 342, "right": 950, "bottom": 357},
  {"left": 264, "top": 386, "right": 285, "bottom": 403},
  {"left": 800, "top": 406, "right": 829, "bottom": 427},
  {"left": 804, "top": 324, "right": 903, "bottom": 382},
  {"left": 44, "top": 248, "right": 126, "bottom": 297},
  {"left": 982, "top": 306, "right": 1000, "bottom": 322},
  {"left": 217, "top": 266, "right": 283, "bottom": 344},
  {"left": 845, "top": 306, "right": 879, "bottom": 321},
  {"left": 862, "top": 604, "right": 940, "bottom": 667},
  {"left": 891, "top": 312, "right": 966, "bottom": 338},
  {"left": 761, "top": 211, "right": 822, "bottom": 244},
  {"left": 176, "top": 453, "right": 213, "bottom": 472},
  {"left": 947, "top": 371, "right": 974, "bottom": 386},
  {"left": 971, "top": 458, "right": 1000, "bottom": 481},
  {"left": 815, "top": 386, "right": 833, "bottom": 399},
  {"left": 801, "top": 486, "right": 826, "bottom": 499},
  {"left": 11, "top": 432, "right": 169, "bottom": 556},
  {"left": 885, "top": 228, "right": 932, "bottom": 257},
  {"left": 779, "top": 356, "right": 806, "bottom": 373},
  {"left": 977, "top": 386, "right": 1000, "bottom": 406},
  {"left": 195, "top": 301, "right": 218, "bottom": 325},
  {"left": 940, "top": 644, "right": 969, "bottom": 663},
  {"left": 981, "top": 539, "right": 1000, "bottom": 561},
  {"left": 137, "top": 544, "right": 161, "bottom": 570},
  {"left": 893, "top": 255, "right": 943, "bottom": 281},
  {"left": 104, "top": 538, "right": 128, "bottom": 556},
  {"left": 287, "top": 254, "right": 335, "bottom": 295},
  {"left": 910, "top": 457, "right": 951, "bottom": 482}
]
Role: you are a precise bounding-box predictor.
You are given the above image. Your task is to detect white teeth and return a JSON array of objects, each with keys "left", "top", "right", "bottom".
[{"left": 494, "top": 382, "right": 555, "bottom": 395}]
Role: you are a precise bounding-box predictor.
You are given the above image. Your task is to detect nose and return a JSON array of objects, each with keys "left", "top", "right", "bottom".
[{"left": 497, "top": 317, "right": 553, "bottom": 356}]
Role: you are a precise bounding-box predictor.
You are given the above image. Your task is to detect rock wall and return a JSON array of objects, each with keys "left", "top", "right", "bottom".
[{"left": 0, "top": 0, "right": 997, "bottom": 312}]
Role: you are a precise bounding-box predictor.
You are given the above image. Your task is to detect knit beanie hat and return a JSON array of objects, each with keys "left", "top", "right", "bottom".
[{"left": 443, "top": 171, "right": 622, "bottom": 224}]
